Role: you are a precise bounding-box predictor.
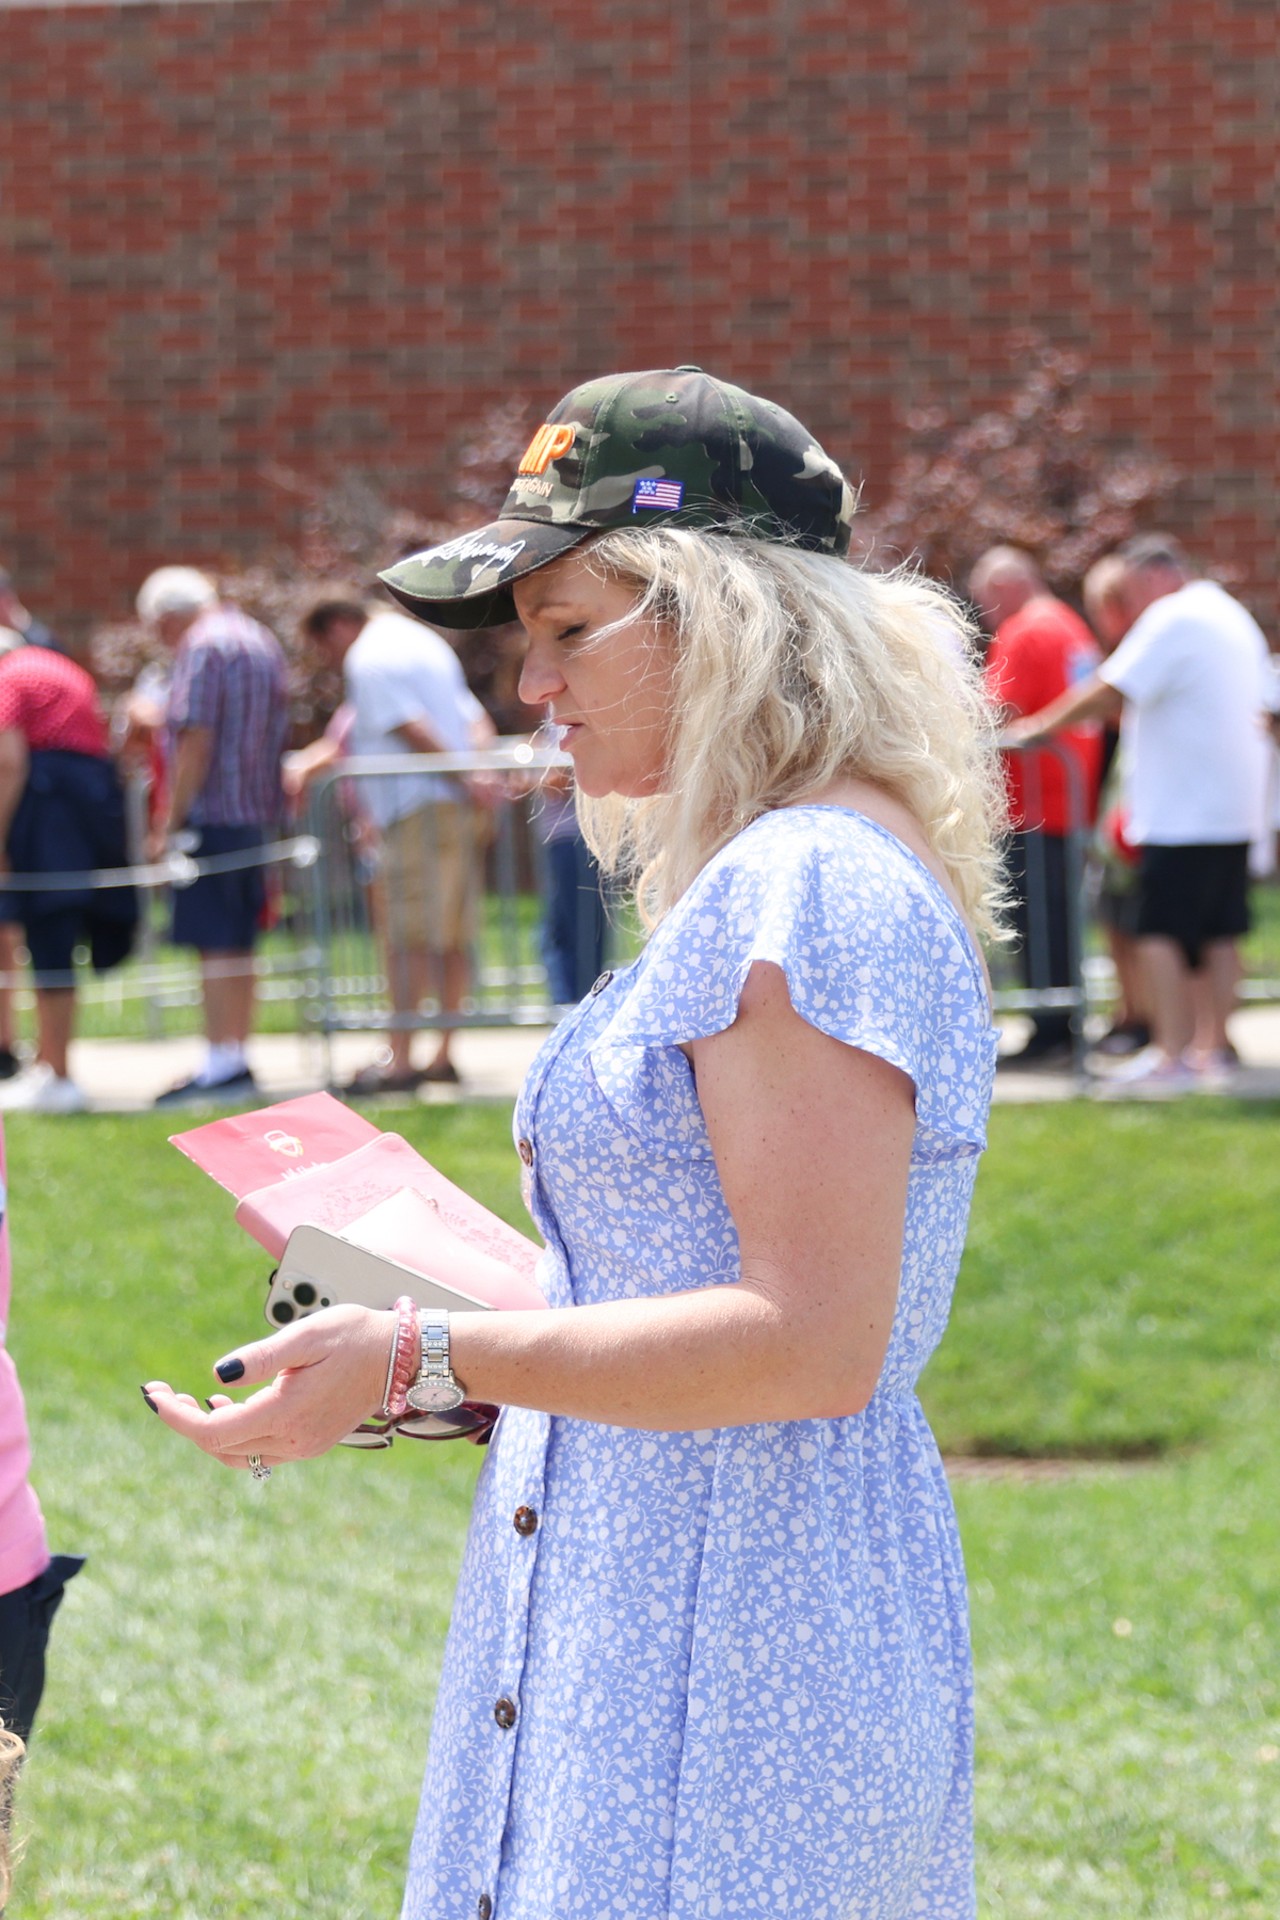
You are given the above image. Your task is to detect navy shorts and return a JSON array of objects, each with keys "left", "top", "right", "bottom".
[
  {"left": 24, "top": 908, "right": 134, "bottom": 985},
  {"left": 1136, "top": 842, "right": 1251, "bottom": 969},
  {"left": 0, "top": 1554, "right": 84, "bottom": 1746},
  {"left": 0, "top": 748, "right": 138, "bottom": 983},
  {"left": 170, "top": 825, "right": 267, "bottom": 953}
]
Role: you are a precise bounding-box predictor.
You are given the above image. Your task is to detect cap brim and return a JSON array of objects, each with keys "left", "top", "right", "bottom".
[{"left": 378, "top": 518, "right": 593, "bottom": 630}]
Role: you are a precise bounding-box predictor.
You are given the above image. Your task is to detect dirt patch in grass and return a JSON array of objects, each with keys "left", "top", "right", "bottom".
[{"left": 944, "top": 1447, "right": 1180, "bottom": 1481}]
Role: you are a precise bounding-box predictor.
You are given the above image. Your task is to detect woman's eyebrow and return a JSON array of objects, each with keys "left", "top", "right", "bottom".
[{"left": 528, "top": 598, "right": 585, "bottom": 621}]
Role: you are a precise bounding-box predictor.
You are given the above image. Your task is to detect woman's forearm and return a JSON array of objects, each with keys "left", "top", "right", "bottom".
[
  {"left": 450, "top": 1271, "right": 894, "bottom": 1432},
  {"left": 448, "top": 969, "right": 911, "bottom": 1433}
]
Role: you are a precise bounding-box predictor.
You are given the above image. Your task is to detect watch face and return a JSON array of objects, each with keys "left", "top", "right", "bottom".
[{"left": 405, "top": 1377, "right": 466, "bottom": 1414}]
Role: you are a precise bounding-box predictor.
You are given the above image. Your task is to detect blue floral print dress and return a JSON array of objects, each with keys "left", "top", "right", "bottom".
[{"left": 402, "top": 807, "right": 997, "bottom": 1920}]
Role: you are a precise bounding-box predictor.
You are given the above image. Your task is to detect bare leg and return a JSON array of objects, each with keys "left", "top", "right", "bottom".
[
  {"left": 384, "top": 941, "right": 431, "bottom": 1077},
  {"left": 1137, "top": 936, "right": 1197, "bottom": 1060},
  {"left": 1107, "top": 928, "right": 1150, "bottom": 1030},
  {"left": 201, "top": 951, "right": 256, "bottom": 1048},
  {"left": 34, "top": 987, "right": 75, "bottom": 1080},
  {"left": 1195, "top": 939, "right": 1242, "bottom": 1056},
  {"left": 0, "top": 923, "right": 21, "bottom": 1053},
  {"left": 423, "top": 947, "right": 468, "bottom": 1070}
]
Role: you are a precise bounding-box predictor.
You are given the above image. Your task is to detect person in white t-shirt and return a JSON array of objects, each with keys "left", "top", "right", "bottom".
[
  {"left": 1007, "top": 536, "right": 1272, "bottom": 1092},
  {"left": 300, "top": 598, "right": 495, "bottom": 1091}
]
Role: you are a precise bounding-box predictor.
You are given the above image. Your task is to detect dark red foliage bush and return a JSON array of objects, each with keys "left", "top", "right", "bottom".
[
  {"left": 853, "top": 343, "right": 1179, "bottom": 605},
  {"left": 91, "top": 398, "right": 541, "bottom": 736}
]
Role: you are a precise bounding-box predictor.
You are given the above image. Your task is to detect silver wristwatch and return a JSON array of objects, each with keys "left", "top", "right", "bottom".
[{"left": 404, "top": 1313, "right": 467, "bottom": 1414}]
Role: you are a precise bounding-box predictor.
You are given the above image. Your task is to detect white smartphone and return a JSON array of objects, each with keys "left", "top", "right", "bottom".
[
  {"left": 265, "top": 1224, "right": 496, "bottom": 1445},
  {"left": 264, "top": 1222, "right": 492, "bottom": 1328}
]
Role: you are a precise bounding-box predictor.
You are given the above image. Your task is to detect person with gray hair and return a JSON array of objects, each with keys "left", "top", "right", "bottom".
[
  {"left": 135, "top": 567, "right": 288, "bottom": 1106},
  {"left": 1009, "top": 536, "right": 1273, "bottom": 1092}
]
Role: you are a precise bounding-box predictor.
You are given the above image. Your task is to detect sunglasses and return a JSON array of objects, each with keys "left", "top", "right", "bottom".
[{"left": 341, "top": 1402, "right": 499, "bottom": 1450}]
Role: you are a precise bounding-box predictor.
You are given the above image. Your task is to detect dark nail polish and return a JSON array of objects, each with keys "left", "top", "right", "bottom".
[
  {"left": 203, "top": 1398, "right": 217, "bottom": 1412},
  {"left": 140, "top": 1387, "right": 158, "bottom": 1413},
  {"left": 214, "top": 1357, "right": 245, "bottom": 1384}
]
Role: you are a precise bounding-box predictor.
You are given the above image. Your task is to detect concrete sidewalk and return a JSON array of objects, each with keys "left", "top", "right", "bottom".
[
  {"left": 63, "top": 1027, "right": 551, "bottom": 1113},
  {"left": 991, "top": 1005, "right": 1280, "bottom": 1103},
  {"left": 41, "top": 1002, "right": 1280, "bottom": 1113}
]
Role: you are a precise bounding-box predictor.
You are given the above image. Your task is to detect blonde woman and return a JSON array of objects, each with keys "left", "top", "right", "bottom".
[{"left": 148, "top": 370, "right": 1004, "bottom": 1920}]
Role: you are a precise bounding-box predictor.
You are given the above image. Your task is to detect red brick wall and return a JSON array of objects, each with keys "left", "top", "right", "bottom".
[{"left": 1, "top": 0, "right": 1277, "bottom": 640}]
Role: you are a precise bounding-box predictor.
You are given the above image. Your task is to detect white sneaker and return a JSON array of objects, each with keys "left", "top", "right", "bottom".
[
  {"left": 0, "top": 1062, "right": 88, "bottom": 1114},
  {"left": 1095, "top": 1047, "right": 1198, "bottom": 1099},
  {"left": 1189, "top": 1047, "right": 1241, "bottom": 1092}
]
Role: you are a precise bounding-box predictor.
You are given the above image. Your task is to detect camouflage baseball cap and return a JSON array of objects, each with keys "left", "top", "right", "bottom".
[{"left": 379, "top": 367, "right": 857, "bottom": 629}]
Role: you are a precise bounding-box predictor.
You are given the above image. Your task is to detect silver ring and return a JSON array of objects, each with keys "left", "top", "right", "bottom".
[{"left": 247, "top": 1453, "right": 272, "bottom": 1482}]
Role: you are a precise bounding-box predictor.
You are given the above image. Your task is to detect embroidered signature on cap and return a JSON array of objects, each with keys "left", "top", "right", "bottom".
[{"left": 410, "top": 531, "right": 531, "bottom": 572}]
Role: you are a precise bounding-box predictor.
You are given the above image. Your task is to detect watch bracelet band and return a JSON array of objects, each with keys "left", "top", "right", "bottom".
[{"left": 418, "top": 1312, "right": 453, "bottom": 1389}]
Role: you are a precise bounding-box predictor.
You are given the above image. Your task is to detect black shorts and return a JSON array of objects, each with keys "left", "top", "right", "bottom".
[
  {"left": 0, "top": 749, "right": 138, "bottom": 983},
  {"left": 0, "top": 1554, "right": 84, "bottom": 1746},
  {"left": 1095, "top": 873, "right": 1143, "bottom": 940},
  {"left": 1136, "top": 842, "right": 1251, "bottom": 968},
  {"left": 170, "top": 825, "right": 266, "bottom": 953},
  {"left": 24, "top": 908, "right": 134, "bottom": 985}
]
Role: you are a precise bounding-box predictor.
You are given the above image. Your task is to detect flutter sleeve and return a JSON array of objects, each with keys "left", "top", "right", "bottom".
[{"left": 588, "top": 810, "right": 995, "bottom": 1163}]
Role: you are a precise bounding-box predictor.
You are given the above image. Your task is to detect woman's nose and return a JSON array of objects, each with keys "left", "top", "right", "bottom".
[{"left": 518, "top": 634, "right": 566, "bottom": 707}]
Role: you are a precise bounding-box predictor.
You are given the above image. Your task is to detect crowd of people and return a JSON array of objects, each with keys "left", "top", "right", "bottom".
[
  {"left": 0, "top": 562, "right": 610, "bottom": 1113},
  {"left": 974, "top": 533, "right": 1277, "bottom": 1094},
  {"left": 0, "top": 517, "right": 1275, "bottom": 1118}
]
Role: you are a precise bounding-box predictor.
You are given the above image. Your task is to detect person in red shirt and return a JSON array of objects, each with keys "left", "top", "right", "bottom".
[
  {"left": 0, "top": 647, "right": 137, "bottom": 1112},
  {"left": 972, "top": 547, "right": 1102, "bottom": 1066}
]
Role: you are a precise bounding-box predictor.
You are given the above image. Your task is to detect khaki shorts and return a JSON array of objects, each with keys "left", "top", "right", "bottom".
[{"left": 381, "top": 800, "right": 478, "bottom": 953}]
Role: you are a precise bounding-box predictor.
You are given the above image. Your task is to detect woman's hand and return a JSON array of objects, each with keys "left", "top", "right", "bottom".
[{"left": 143, "top": 1304, "right": 393, "bottom": 1473}]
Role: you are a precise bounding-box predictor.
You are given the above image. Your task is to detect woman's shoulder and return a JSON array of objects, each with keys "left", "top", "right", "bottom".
[
  {"left": 695, "top": 805, "right": 951, "bottom": 918},
  {"left": 657, "top": 803, "right": 988, "bottom": 998},
  {"left": 606, "top": 803, "right": 995, "bottom": 1151}
]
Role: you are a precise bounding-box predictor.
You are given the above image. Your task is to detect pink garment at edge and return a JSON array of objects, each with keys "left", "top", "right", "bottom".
[{"left": 0, "top": 1118, "right": 50, "bottom": 1596}]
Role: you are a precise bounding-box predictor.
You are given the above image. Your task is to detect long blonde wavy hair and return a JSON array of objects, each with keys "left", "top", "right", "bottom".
[
  {"left": 571, "top": 527, "right": 1008, "bottom": 940},
  {"left": 0, "top": 1724, "right": 23, "bottom": 1903}
]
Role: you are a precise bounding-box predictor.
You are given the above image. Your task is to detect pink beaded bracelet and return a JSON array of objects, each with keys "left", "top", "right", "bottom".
[{"left": 379, "top": 1296, "right": 421, "bottom": 1422}]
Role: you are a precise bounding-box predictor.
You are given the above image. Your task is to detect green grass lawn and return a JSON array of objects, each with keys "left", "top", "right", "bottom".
[{"left": 4, "top": 1102, "right": 1278, "bottom": 1916}]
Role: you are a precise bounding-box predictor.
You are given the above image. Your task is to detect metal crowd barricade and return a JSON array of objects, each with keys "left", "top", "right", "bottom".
[
  {"left": 1238, "top": 742, "right": 1280, "bottom": 1004},
  {"left": 987, "top": 737, "right": 1091, "bottom": 1068},
  {"left": 986, "top": 736, "right": 1280, "bottom": 1045},
  {"left": 299, "top": 741, "right": 582, "bottom": 1086},
  {"left": 0, "top": 799, "right": 323, "bottom": 1040},
  {"left": 6, "top": 737, "right": 1276, "bottom": 1058}
]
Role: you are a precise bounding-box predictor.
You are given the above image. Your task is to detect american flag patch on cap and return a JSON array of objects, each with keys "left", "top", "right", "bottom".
[{"left": 632, "top": 477, "right": 685, "bottom": 512}]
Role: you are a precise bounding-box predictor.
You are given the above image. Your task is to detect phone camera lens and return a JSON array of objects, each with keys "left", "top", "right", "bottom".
[
  {"left": 271, "top": 1300, "right": 296, "bottom": 1324},
  {"left": 293, "top": 1282, "right": 317, "bottom": 1307}
]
